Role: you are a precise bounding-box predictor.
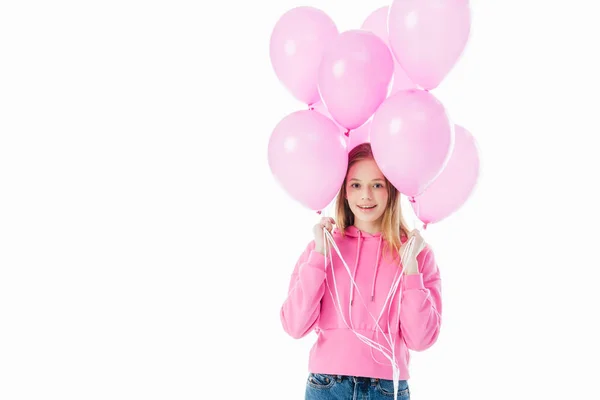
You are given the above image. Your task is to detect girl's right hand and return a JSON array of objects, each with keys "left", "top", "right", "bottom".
[{"left": 313, "top": 217, "right": 335, "bottom": 255}]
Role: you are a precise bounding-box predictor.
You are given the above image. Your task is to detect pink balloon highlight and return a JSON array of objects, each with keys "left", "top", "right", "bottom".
[
  {"left": 370, "top": 89, "right": 454, "bottom": 198},
  {"left": 270, "top": 7, "right": 339, "bottom": 105},
  {"left": 412, "top": 125, "right": 480, "bottom": 225},
  {"left": 388, "top": 0, "right": 471, "bottom": 89},
  {"left": 360, "top": 6, "right": 416, "bottom": 94},
  {"left": 268, "top": 110, "right": 348, "bottom": 211},
  {"left": 318, "top": 30, "right": 394, "bottom": 130}
]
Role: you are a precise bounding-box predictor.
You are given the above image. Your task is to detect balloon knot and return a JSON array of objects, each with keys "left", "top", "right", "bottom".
[
  {"left": 423, "top": 223, "right": 428, "bottom": 230},
  {"left": 409, "top": 196, "right": 416, "bottom": 203},
  {"left": 308, "top": 106, "right": 314, "bottom": 111},
  {"left": 316, "top": 210, "right": 322, "bottom": 215},
  {"left": 344, "top": 129, "right": 350, "bottom": 137}
]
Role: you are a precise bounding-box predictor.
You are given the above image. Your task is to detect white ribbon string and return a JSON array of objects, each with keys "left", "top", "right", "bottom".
[
  {"left": 321, "top": 228, "right": 417, "bottom": 400},
  {"left": 323, "top": 229, "right": 394, "bottom": 354}
]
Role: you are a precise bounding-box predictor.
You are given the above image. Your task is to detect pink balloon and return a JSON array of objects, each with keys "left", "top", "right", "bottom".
[
  {"left": 313, "top": 101, "right": 370, "bottom": 152},
  {"left": 347, "top": 122, "right": 371, "bottom": 152},
  {"left": 269, "top": 7, "right": 338, "bottom": 105},
  {"left": 412, "top": 125, "right": 480, "bottom": 225},
  {"left": 388, "top": 0, "right": 471, "bottom": 89},
  {"left": 370, "top": 89, "right": 454, "bottom": 198},
  {"left": 360, "top": 6, "right": 416, "bottom": 94},
  {"left": 318, "top": 30, "right": 394, "bottom": 130},
  {"left": 268, "top": 110, "right": 348, "bottom": 211},
  {"left": 312, "top": 101, "right": 345, "bottom": 134}
]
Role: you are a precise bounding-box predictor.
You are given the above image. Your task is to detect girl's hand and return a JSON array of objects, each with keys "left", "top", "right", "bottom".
[
  {"left": 401, "top": 229, "right": 426, "bottom": 274},
  {"left": 313, "top": 217, "right": 335, "bottom": 255}
]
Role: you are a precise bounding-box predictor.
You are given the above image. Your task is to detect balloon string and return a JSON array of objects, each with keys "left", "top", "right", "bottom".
[
  {"left": 412, "top": 199, "right": 428, "bottom": 230},
  {"left": 323, "top": 229, "right": 403, "bottom": 400}
]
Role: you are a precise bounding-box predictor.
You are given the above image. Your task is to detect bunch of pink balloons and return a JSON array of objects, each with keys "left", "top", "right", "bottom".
[{"left": 268, "top": 1, "right": 480, "bottom": 226}]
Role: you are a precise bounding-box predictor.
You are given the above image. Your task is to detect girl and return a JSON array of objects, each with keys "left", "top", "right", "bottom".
[{"left": 280, "top": 143, "right": 442, "bottom": 399}]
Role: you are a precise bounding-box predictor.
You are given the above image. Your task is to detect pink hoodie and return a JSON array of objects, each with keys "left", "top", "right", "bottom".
[{"left": 280, "top": 226, "right": 442, "bottom": 380}]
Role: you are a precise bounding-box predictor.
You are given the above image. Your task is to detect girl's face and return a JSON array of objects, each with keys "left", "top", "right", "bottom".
[{"left": 345, "top": 159, "right": 389, "bottom": 228}]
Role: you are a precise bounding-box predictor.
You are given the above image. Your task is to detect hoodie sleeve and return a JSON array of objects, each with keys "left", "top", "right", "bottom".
[
  {"left": 399, "top": 245, "right": 442, "bottom": 351},
  {"left": 280, "top": 241, "right": 327, "bottom": 339}
]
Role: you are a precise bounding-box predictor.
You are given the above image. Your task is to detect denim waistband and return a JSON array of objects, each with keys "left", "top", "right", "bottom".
[{"left": 326, "top": 374, "right": 394, "bottom": 385}]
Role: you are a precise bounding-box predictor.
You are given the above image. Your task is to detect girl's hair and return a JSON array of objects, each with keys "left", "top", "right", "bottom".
[{"left": 334, "top": 143, "right": 410, "bottom": 260}]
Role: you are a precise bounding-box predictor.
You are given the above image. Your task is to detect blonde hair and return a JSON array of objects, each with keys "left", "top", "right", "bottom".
[{"left": 334, "top": 143, "right": 410, "bottom": 261}]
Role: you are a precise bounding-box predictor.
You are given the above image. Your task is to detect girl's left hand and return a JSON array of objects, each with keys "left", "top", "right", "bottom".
[{"left": 400, "top": 229, "right": 426, "bottom": 274}]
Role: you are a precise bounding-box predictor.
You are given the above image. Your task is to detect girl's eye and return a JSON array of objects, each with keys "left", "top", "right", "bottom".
[
  {"left": 374, "top": 183, "right": 383, "bottom": 189},
  {"left": 351, "top": 183, "right": 360, "bottom": 189}
]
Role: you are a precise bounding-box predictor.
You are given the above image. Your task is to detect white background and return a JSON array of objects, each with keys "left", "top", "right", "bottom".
[{"left": 1, "top": 1, "right": 599, "bottom": 399}]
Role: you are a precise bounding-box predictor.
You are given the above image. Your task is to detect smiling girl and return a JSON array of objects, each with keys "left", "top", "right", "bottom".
[{"left": 280, "top": 143, "right": 442, "bottom": 400}]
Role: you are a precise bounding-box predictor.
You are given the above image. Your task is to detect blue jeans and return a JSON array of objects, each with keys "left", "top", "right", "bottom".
[{"left": 305, "top": 373, "right": 410, "bottom": 399}]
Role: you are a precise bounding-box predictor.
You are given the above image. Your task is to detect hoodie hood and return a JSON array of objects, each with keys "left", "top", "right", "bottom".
[
  {"left": 332, "top": 225, "right": 409, "bottom": 304},
  {"left": 342, "top": 225, "right": 381, "bottom": 238},
  {"left": 333, "top": 226, "right": 383, "bottom": 304}
]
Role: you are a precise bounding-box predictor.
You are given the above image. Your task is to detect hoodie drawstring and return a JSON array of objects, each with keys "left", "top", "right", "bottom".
[
  {"left": 370, "top": 235, "right": 383, "bottom": 301},
  {"left": 349, "top": 231, "right": 361, "bottom": 306},
  {"left": 349, "top": 230, "right": 384, "bottom": 305}
]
